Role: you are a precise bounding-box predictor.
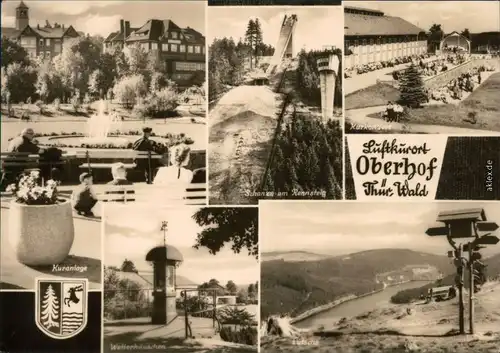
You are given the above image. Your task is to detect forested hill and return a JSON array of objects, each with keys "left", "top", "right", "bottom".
[
  {"left": 261, "top": 249, "right": 455, "bottom": 319},
  {"left": 262, "top": 251, "right": 332, "bottom": 262}
]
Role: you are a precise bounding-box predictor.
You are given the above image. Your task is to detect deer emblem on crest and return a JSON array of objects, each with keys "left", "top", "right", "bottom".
[{"left": 64, "top": 285, "right": 83, "bottom": 307}]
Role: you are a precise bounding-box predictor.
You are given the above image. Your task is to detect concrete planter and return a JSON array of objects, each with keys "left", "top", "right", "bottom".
[{"left": 8, "top": 199, "right": 75, "bottom": 266}]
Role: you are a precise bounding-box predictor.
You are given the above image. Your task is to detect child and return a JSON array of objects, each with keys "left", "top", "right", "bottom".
[
  {"left": 72, "top": 172, "right": 98, "bottom": 217},
  {"left": 105, "top": 163, "right": 135, "bottom": 202}
]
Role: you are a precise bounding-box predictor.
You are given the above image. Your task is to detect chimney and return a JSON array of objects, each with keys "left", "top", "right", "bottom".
[
  {"left": 125, "top": 21, "right": 131, "bottom": 37},
  {"left": 62, "top": 24, "right": 65, "bottom": 30},
  {"left": 120, "top": 19, "right": 125, "bottom": 34}
]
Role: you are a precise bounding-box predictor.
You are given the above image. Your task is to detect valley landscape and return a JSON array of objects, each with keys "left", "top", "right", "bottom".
[{"left": 259, "top": 202, "right": 500, "bottom": 352}]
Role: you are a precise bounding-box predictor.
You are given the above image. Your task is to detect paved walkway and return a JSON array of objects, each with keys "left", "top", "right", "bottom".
[
  {"left": 345, "top": 62, "right": 411, "bottom": 95},
  {"left": 0, "top": 200, "right": 102, "bottom": 290},
  {"left": 346, "top": 105, "right": 500, "bottom": 135}
]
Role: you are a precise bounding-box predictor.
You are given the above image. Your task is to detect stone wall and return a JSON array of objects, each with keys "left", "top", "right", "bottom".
[{"left": 424, "top": 57, "right": 500, "bottom": 90}]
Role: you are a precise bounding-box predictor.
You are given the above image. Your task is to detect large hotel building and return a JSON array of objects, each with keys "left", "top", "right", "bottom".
[
  {"left": 103, "top": 19, "right": 205, "bottom": 84},
  {"left": 1, "top": 1, "right": 80, "bottom": 59},
  {"left": 344, "top": 6, "right": 428, "bottom": 68}
]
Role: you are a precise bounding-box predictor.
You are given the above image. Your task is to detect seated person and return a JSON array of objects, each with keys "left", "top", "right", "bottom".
[
  {"left": 1, "top": 128, "right": 43, "bottom": 191},
  {"left": 104, "top": 163, "right": 135, "bottom": 202},
  {"left": 71, "top": 172, "right": 98, "bottom": 217},
  {"left": 191, "top": 168, "right": 206, "bottom": 184},
  {"left": 154, "top": 144, "right": 194, "bottom": 185}
]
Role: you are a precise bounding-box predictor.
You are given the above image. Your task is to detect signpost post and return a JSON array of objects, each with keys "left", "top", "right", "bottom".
[{"left": 426, "top": 208, "right": 499, "bottom": 335}]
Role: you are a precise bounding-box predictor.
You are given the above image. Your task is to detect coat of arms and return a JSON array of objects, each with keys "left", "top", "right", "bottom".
[{"left": 35, "top": 278, "right": 88, "bottom": 339}]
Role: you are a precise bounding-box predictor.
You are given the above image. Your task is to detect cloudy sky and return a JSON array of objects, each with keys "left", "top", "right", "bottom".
[
  {"left": 208, "top": 6, "right": 343, "bottom": 54},
  {"left": 1, "top": 0, "right": 205, "bottom": 37},
  {"left": 261, "top": 202, "right": 500, "bottom": 258},
  {"left": 104, "top": 206, "right": 258, "bottom": 286},
  {"left": 346, "top": 1, "right": 499, "bottom": 33}
]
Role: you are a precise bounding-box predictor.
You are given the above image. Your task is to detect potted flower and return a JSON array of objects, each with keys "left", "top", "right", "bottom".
[{"left": 6, "top": 170, "right": 74, "bottom": 266}]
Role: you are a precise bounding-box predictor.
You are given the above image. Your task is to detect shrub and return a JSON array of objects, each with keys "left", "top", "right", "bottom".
[
  {"left": 132, "top": 103, "right": 147, "bottom": 120},
  {"left": 145, "top": 87, "right": 179, "bottom": 118},
  {"left": 53, "top": 98, "right": 61, "bottom": 111},
  {"left": 35, "top": 99, "right": 44, "bottom": 114},
  {"left": 71, "top": 95, "right": 80, "bottom": 112},
  {"left": 113, "top": 74, "right": 147, "bottom": 109},
  {"left": 219, "top": 326, "right": 257, "bottom": 346}
]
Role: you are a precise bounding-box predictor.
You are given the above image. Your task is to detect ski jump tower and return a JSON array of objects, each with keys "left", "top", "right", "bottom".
[
  {"left": 316, "top": 47, "right": 339, "bottom": 122},
  {"left": 266, "top": 14, "right": 298, "bottom": 75}
]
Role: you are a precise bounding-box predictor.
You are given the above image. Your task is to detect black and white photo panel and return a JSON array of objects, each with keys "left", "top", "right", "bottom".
[
  {"left": 208, "top": 5, "right": 344, "bottom": 204},
  {"left": 102, "top": 204, "right": 259, "bottom": 353},
  {"left": 260, "top": 201, "right": 500, "bottom": 353},
  {"left": 0, "top": 0, "right": 208, "bottom": 213},
  {"left": 343, "top": 1, "right": 500, "bottom": 135}
]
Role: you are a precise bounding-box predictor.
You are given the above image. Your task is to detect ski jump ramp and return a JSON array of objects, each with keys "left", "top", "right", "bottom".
[{"left": 266, "top": 14, "right": 298, "bottom": 76}]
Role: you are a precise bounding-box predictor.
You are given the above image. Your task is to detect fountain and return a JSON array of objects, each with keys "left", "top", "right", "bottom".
[{"left": 81, "top": 100, "right": 128, "bottom": 147}]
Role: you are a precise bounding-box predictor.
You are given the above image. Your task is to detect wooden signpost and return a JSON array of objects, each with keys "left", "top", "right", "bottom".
[{"left": 426, "top": 208, "right": 499, "bottom": 335}]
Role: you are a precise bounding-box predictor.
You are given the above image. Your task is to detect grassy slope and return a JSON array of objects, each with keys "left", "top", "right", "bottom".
[
  {"left": 262, "top": 281, "right": 500, "bottom": 353},
  {"left": 345, "top": 83, "right": 400, "bottom": 110},
  {"left": 362, "top": 72, "right": 500, "bottom": 131},
  {"left": 261, "top": 249, "right": 455, "bottom": 319}
]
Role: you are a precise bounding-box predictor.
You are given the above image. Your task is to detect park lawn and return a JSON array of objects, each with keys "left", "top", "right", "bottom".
[
  {"left": 363, "top": 72, "right": 500, "bottom": 131},
  {"left": 345, "top": 82, "right": 400, "bottom": 110}
]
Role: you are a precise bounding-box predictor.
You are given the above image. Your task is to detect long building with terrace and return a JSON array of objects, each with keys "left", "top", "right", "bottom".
[{"left": 344, "top": 6, "right": 427, "bottom": 68}]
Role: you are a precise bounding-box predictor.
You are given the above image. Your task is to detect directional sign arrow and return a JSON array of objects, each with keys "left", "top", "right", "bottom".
[
  {"left": 463, "top": 244, "right": 487, "bottom": 252},
  {"left": 476, "top": 222, "right": 499, "bottom": 232},
  {"left": 474, "top": 235, "right": 500, "bottom": 245},
  {"left": 426, "top": 226, "right": 448, "bottom": 236}
]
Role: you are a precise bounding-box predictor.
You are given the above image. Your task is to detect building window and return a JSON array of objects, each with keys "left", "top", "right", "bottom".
[
  {"left": 202, "top": 46, "right": 205, "bottom": 54},
  {"left": 141, "top": 43, "right": 149, "bottom": 51},
  {"left": 162, "top": 43, "right": 169, "bottom": 51},
  {"left": 39, "top": 39, "right": 44, "bottom": 46},
  {"left": 362, "top": 39, "right": 366, "bottom": 46},
  {"left": 21, "top": 37, "right": 36, "bottom": 47},
  {"left": 171, "top": 32, "right": 178, "bottom": 39},
  {"left": 175, "top": 61, "right": 205, "bottom": 71},
  {"left": 171, "top": 44, "right": 178, "bottom": 52},
  {"left": 54, "top": 44, "right": 62, "bottom": 53},
  {"left": 180, "top": 45, "right": 186, "bottom": 53},
  {"left": 354, "top": 40, "right": 358, "bottom": 47},
  {"left": 152, "top": 42, "right": 158, "bottom": 50},
  {"left": 187, "top": 45, "right": 193, "bottom": 53},
  {"left": 46, "top": 39, "right": 51, "bottom": 45},
  {"left": 194, "top": 45, "right": 201, "bottom": 54}
]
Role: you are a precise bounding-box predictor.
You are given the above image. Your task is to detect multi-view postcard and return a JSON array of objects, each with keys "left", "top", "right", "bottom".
[
  {"left": 208, "top": 5, "right": 344, "bottom": 204},
  {"left": 2, "top": 0, "right": 500, "bottom": 353}
]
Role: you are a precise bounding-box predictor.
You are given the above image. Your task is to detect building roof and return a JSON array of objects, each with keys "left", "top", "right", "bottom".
[
  {"left": 1, "top": 27, "right": 21, "bottom": 39},
  {"left": 125, "top": 19, "right": 203, "bottom": 43},
  {"left": 345, "top": 11, "right": 424, "bottom": 36},
  {"left": 345, "top": 6, "right": 384, "bottom": 16},
  {"left": 17, "top": 0, "right": 28, "bottom": 9}
]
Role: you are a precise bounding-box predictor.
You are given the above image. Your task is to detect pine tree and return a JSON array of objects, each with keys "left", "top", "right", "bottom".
[
  {"left": 399, "top": 64, "right": 427, "bottom": 108},
  {"left": 253, "top": 19, "right": 263, "bottom": 67},
  {"left": 41, "top": 285, "right": 60, "bottom": 329},
  {"left": 244, "top": 19, "right": 256, "bottom": 69}
]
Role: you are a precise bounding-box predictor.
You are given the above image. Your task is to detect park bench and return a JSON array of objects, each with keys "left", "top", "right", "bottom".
[
  {"left": 94, "top": 183, "right": 207, "bottom": 205},
  {"left": 1, "top": 151, "right": 68, "bottom": 180},
  {"left": 76, "top": 150, "right": 165, "bottom": 183}
]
